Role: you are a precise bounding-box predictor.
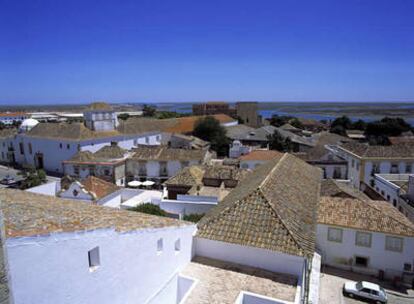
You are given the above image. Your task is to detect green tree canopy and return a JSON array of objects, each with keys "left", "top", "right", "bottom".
[
  {"left": 193, "top": 116, "right": 230, "bottom": 156},
  {"left": 142, "top": 104, "right": 157, "bottom": 117},
  {"left": 268, "top": 130, "right": 293, "bottom": 152},
  {"left": 18, "top": 166, "right": 47, "bottom": 190}
]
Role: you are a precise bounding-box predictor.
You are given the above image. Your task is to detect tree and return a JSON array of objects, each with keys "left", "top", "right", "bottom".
[
  {"left": 289, "top": 118, "right": 304, "bottom": 129},
  {"left": 18, "top": 166, "right": 47, "bottom": 189},
  {"left": 183, "top": 213, "right": 205, "bottom": 223},
  {"left": 351, "top": 119, "right": 367, "bottom": 131},
  {"left": 268, "top": 130, "right": 293, "bottom": 152},
  {"left": 118, "top": 113, "right": 130, "bottom": 121},
  {"left": 193, "top": 116, "right": 230, "bottom": 156},
  {"left": 365, "top": 117, "right": 411, "bottom": 137},
  {"left": 129, "top": 203, "right": 167, "bottom": 217},
  {"left": 330, "top": 115, "right": 352, "bottom": 131},
  {"left": 330, "top": 125, "right": 346, "bottom": 136},
  {"left": 268, "top": 114, "right": 294, "bottom": 127},
  {"left": 142, "top": 104, "right": 157, "bottom": 117}
]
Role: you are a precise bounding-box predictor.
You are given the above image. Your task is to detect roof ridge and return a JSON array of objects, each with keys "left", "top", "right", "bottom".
[
  {"left": 258, "top": 153, "right": 288, "bottom": 189},
  {"left": 256, "top": 189, "right": 305, "bottom": 255}
]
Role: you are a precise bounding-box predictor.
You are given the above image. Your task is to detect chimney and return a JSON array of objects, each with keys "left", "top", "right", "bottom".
[{"left": 409, "top": 175, "right": 414, "bottom": 197}]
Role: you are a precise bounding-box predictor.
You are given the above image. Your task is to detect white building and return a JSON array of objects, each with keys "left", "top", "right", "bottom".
[
  {"left": 317, "top": 196, "right": 414, "bottom": 281},
  {"left": 126, "top": 146, "right": 213, "bottom": 185},
  {"left": 327, "top": 142, "right": 414, "bottom": 189},
  {"left": 0, "top": 188, "right": 196, "bottom": 304},
  {"left": 157, "top": 165, "right": 249, "bottom": 218},
  {"left": 0, "top": 103, "right": 164, "bottom": 174},
  {"left": 193, "top": 153, "right": 322, "bottom": 303},
  {"left": 63, "top": 142, "right": 130, "bottom": 186},
  {"left": 26, "top": 176, "right": 163, "bottom": 210},
  {"left": 0, "top": 112, "right": 29, "bottom": 125},
  {"left": 373, "top": 173, "right": 414, "bottom": 222}
]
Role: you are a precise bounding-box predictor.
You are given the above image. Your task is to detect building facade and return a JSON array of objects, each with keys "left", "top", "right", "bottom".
[
  {"left": 0, "top": 189, "right": 195, "bottom": 304},
  {"left": 327, "top": 142, "right": 414, "bottom": 189},
  {"left": 317, "top": 196, "right": 414, "bottom": 281}
]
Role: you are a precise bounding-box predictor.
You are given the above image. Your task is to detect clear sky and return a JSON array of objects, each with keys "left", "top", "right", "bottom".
[{"left": 1, "top": 0, "right": 413, "bottom": 104}]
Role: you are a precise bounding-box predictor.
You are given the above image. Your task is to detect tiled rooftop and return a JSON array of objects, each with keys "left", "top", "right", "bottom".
[
  {"left": 131, "top": 146, "right": 207, "bottom": 161},
  {"left": 198, "top": 153, "right": 321, "bottom": 257},
  {"left": 340, "top": 142, "right": 414, "bottom": 158},
  {"left": 180, "top": 256, "right": 297, "bottom": 304},
  {"left": 80, "top": 176, "right": 120, "bottom": 200},
  {"left": 320, "top": 179, "right": 370, "bottom": 200},
  {"left": 318, "top": 197, "right": 414, "bottom": 236},
  {"left": 239, "top": 150, "right": 282, "bottom": 161},
  {"left": 0, "top": 189, "right": 192, "bottom": 239}
]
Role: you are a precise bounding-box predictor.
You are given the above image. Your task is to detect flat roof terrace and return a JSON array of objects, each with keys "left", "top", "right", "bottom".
[{"left": 180, "top": 256, "right": 297, "bottom": 304}]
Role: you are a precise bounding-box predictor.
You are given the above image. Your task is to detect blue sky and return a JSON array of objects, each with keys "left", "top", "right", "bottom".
[{"left": 1, "top": 0, "right": 413, "bottom": 104}]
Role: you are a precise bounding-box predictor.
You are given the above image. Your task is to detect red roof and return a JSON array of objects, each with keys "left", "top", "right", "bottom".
[
  {"left": 165, "top": 114, "right": 235, "bottom": 134},
  {"left": 239, "top": 150, "right": 283, "bottom": 161},
  {"left": 81, "top": 176, "right": 120, "bottom": 200},
  {"left": 0, "top": 112, "right": 28, "bottom": 117}
]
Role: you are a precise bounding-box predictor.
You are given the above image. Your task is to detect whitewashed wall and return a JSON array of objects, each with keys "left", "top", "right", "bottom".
[
  {"left": 316, "top": 224, "right": 414, "bottom": 278},
  {"left": 12, "top": 132, "right": 162, "bottom": 174},
  {"left": 26, "top": 181, "right": 60, "bottom": 196},
  {"left": 194, "top": 237, "right": 305, "bottom": 278},
  {"left": 6, "top": 224, "right": 195, "bottom": 304}
]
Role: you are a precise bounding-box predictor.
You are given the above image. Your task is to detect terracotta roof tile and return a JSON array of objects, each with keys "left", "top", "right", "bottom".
[
  {"left": 239, "top": 150, "right": 283, "bottom": 161},
  {"left": 318, "top": 197, "right": 414, "bottom": 236},
  {"left": 340, "top": 142, "right": 414, "bottom": 158},
  {"left": 0, "top": 189, "right": 192, "bottom": 239},
  {"left": 197, "top": 153, "right": 321, "bottom": 257},
  {"left": 80, "top": 176, "right": 120, "bottom": 200}
]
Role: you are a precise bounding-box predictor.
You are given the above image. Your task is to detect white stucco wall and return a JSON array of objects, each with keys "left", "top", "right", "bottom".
[
  {"left": 194, "top": 237, "right": 305, "bottom": 278},
  {"left": 26, "top": 181, "right": 60, "bottom": 196},
  {"left": 316, "top": 224, "right": 414, "bottom": 278},
  {"left": 6, "top": 224, "right": 195, "bottom": 304},
  {"left": 12, "top": 132, "right": 162, "bottom": 174}
]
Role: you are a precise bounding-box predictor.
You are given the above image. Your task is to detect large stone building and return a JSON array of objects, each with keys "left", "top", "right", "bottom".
[
  {"left": 192, "top": 102, "right": 236, "bottom": 117},
  {"left": 236, "top": 102, "right": 261, "bottom": 128}
]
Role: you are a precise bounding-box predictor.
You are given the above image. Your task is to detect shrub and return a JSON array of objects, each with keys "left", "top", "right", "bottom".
[{"left": 129, "top": 203, "right": 166, "bottom": 217}]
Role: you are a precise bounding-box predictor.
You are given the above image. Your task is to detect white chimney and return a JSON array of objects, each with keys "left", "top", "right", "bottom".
[{"left": 409, "top": 175, "right": 414, "bottom": 197}]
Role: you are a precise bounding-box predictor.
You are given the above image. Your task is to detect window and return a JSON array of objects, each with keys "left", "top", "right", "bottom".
[
  {"left": 156, "top": 135, "right": 161, "bottom": 142},
  {"left": 393, "top": 199, "right": 397, "bottom": 207},
  {"left": 404, "top": 263, "right": 412, "bottom": 272},
  {"left": 381, "top": 190, "right": 385, "bottom": 196},
  {"left": 390, "top": 164, "right": 399, "bottom": 174},
  {"left": 372, "top": 163, "right": 380, "bottom": 174},
  {"left": 386, "top": 195, "right": 390, "bottom": 201},
  {"left": 174, "top": 239, "right": 181, "bottom": 253},
  {"left": 356, "top": 162, "right": 359, "bottom": 170},
  {"left": 67, "top": 144, "right": 70, "bottom": 149},
  {"left": 385, "top": 236, "right": 403, "bottom": 252},
  {"left": 104, "top": 169, "right": 110, "bottom": 176},
  {"left": 88, "top": 247, "right": 100, "bottom": 271},
  {"left": 19, "top": 142, "right": 24, "bottom": 155},
  {"left": 89, "top": 165, "right": 95, "bottom": 176},
  {"left": 145, "top": 137, "right": 149, "bottom": 144},
  {"left": 406, "top": 164, "right": 412, "bottom": 173},
  {"left": 327, "top": 227, "right": 343, "bottom": 243},
  {"left": 59, "top": 143, "right": 63, "bottom": 149},
  {"left": 354, "top": 256, "right": 369, "bottom": 267},
  {"left": 351, "top": 160, "right": 355, "bottom": 168},
  {"left": 333, "top": 167, "right": 341, "bottom": 179},
  {"left": 355, "top": 231, "right": 372, "bottom": 248},
  {"left": 74, "top": 166, "right": 80, "bottom": 176},
  {"left": 28, "top": 143, "right": 32, "bottom": 155},
  {"left": 157, "top": 238, "right": 163, "bottom": 254},
  {"left": 73, "top": 189, "right": 79, "bottom": 197}
]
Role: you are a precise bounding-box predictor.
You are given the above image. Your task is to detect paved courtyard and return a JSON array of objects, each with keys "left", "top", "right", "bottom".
[{"left": 319, "top": 266, "right": 414, "bottom": 304}]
